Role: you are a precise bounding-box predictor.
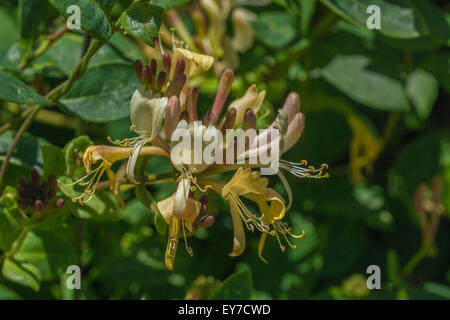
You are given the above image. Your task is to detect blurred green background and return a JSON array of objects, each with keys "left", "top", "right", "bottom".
[{"left": 0, "top": 0, "right": 449, "bottom": 300}]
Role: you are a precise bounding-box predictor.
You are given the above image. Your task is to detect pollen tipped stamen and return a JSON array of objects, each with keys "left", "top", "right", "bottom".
[{"left": 280, "top": 159, "right": 329, "bottom": 179}]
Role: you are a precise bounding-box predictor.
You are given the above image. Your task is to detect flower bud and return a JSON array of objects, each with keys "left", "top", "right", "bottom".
[
  {"left": 166, "top": 74, "right": 186, "bottom": 98},
  {"left": 142, "top": 65, "right": 153, "bottom": 86},
  {"left": 165, "top": 96, "right": 180, "bottom": 140},
  {"left": 219, "top": 107, "right": 236, "bottom": 134},
  {"left": 174, "top": 57, "right": 186, "bottom": 75},
  {"left": 163, "top": 52, "right": 172, "bottom": 72},
  {"left": 186, "top": 87, "right": 199, "bottom": 121},
  {"left": 243, "top": 108, "right": 257, "bottom": 131},
  {"left": 150, "top": 59, "right": 157, "bottom": 78},
  {"left": 179, "top": 110, "right": 190, "bottom": 122},
  {"left": 282, "top": 92, "right": 301, "bottom": 125},
  {"left": 54, "top": 198, "right": 65, "bottom": 208},
  {"left": 134, "top": 59, "right": 143, "bottom": 81},
  {"left": 283, "top": 112, "right": 305, "bottom": 153},
  {"left": 157, "top": 71, "right": 167, "bottom": 91},
  {"left": 212, "top": 69, "right": 234, "bottom": 121},
  {"left": 30, "top": 168, "right": 40, "bottom": 185},
  {"left": 202, "top": 111, "right": 215, "bottom": 126}
]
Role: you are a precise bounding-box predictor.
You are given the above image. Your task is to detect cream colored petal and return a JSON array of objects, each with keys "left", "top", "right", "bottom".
[
  {"left": 126, "top": 143, "right": 144, "bottom": 184},
  {"left": 230, "top": 8, "right": 255, "bottom": 53},
  {"left": 173, "top": 177, "right": 190, "bottom": 218},
  {"left": 130, "top": 85, "right": 168, "bottom": 141},
  {"left": 157, "top": 194, "right": 175, "bottom": 224}
]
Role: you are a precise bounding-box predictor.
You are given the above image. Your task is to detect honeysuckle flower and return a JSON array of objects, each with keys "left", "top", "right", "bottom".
[
  {"left": 160, "top": 0, "right": 255, "bottom": 74},
  {"left": 70, "top": 145, "right": 168, "bottom": 207},
  {"left": 74, "top": 60, "right": 328, "bottom": 269},
  {"left": 110, "top": 47, "right": 214, "bottom": 185},
  {"left": 157, "top": 184, "right": 201, "bottom": 270}
]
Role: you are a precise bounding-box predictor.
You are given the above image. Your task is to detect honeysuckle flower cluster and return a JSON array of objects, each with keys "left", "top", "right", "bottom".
[
  {"left": 157, "top": 0, "right": 254, "bottom": 74},
  {"left": 71, "top": 46, "right": 328, "bottom": 270}
]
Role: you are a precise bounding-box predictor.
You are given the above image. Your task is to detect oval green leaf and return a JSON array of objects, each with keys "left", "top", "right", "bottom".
[
  {"left": 48, "top": 0, "right": 112, "bottom": 41},
  {"left": 0, "top": 70, "right": 51, "bottom": 105},
  {"left": 321, "top": 55, "right": 410, "bottom": 111},
  {"left": 119, "top": 1, "right": 164, "bottom": 47},
  {"left": 60, "top": 63, "right": 140, "bottom": 122},
  {"left": 320, "top": 0, "right": 429, "bottom": 39},
  {"left": 210, "top": 268, "right": 253, "bottom": 300}
]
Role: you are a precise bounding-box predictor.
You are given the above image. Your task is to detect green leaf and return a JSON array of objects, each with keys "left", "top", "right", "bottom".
[
  {"left": 63, "top": 135, "right": 93, "bottom": 176},
  {"left": 299, "top": 0, "right": 317, "bottom": 35},
  {"left": 150, "top": 0, "right": 190, "bottom": 10},
  {"left": 0, "top": 8, "right": 20, "bottom": 53},
  {"left": 406, "top": 69, "right": 438, "bottom": 120},
  {"left": 2, "top": 258, "right": 41, "bottom": 292},
  {"left": 210, "top": 268, "right": 253, "bottom": 300},
  {"left": 0, "top": 283, "right": 22, "bottom": 300},
  {"left": 252, "top": 11, "right": 297, "bottom": 48},
  {"left": 41, "top": 146, "right": 66, "bottom": 179},
  {"left": 320, "top": 0, "right": 429, "bottom": 39},
  {"left": 19, "top": 0, "right": 46, "bottom": 40},
  {"left": 13, "top": 230, "right": 77, "bottom": 281},
  {"left": 119, "top": 1, "right": 164, "bottom": 47},
  {"left": 421, "top": 53, "right": 450, "bottom": 95},
  {"left": 0, "top": 208, "right": 21, "bottom": 252},
  {"left": 48, "top": 0, "right": 112, "bottom": 41},
  {"left": 96, "top": 0, "right": 117, "bottom": 15},
  {"left": 422, "top": 282, "right": 450, "bottom": 300},
  {"left": 0, "top": 70, "right": 51, "bottom": 105},
  {"left": 321, "top": 223, "right": 367, "bottom": 277},
  {"left": 60, "top": 63, "right": 140, "bottom": 123},
  {"left": 0, "top": 131, "right": 51, "bottom": 169},
  {"left": 321, "top": 55, "right": 409, "bottom": 111}
]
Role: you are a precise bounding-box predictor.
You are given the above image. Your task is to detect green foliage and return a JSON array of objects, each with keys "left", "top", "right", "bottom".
[
  {"left": 60, "top": 63, "right": 140, "bottom": 122},
  {"left": 119, "top": 1, "right": 164, "bottom": 47},
  {"left": 0, "top": 71, "right": 51, "bottom": 105},
  {"left": 210, "top": 268, "right": 253, "bottom": 300},
  {"left": 48, "top": 0, "right": 112, "bottom": 41},
  {"left": 321, "top": 0, "right": 429, "bottom": 39}
]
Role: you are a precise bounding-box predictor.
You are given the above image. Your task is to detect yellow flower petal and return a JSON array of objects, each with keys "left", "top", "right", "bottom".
[
  {"left": 245, "top": 188, "right": 286, "bottom": 226},
  {"left": 222, "top": 167, "right": 268, "bottom": 198},
  {"left": 229, "top": 198, "right": 246, "bottom": 257},
  {"left": 156, "top": 191, "right": 201, "bottom": 226},
  {"left": 228, "top": 85, "right": 266, "bottom": 125},
  {"left": 170, "top": 48, "right": 214, "bottom": 80}
]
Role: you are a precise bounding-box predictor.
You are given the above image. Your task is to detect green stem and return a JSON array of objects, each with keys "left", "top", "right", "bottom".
[
  {"left": 313, "top": 10, "right": 338, "bottom": 39},
  {"left": 18, "top": 25, "right": 69, "bottom": 70},
  {"left": 403, "top": 247, "right": 428, "bottom": 275},
  {"left": 0, "top": 105, "right": 41, "bottom": 190},
  {"left": 5, "top": 226, "right": 30, "bottom": 259},
  {"left": 382, "top": 111, "right": 400, "bottom": 146}
]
